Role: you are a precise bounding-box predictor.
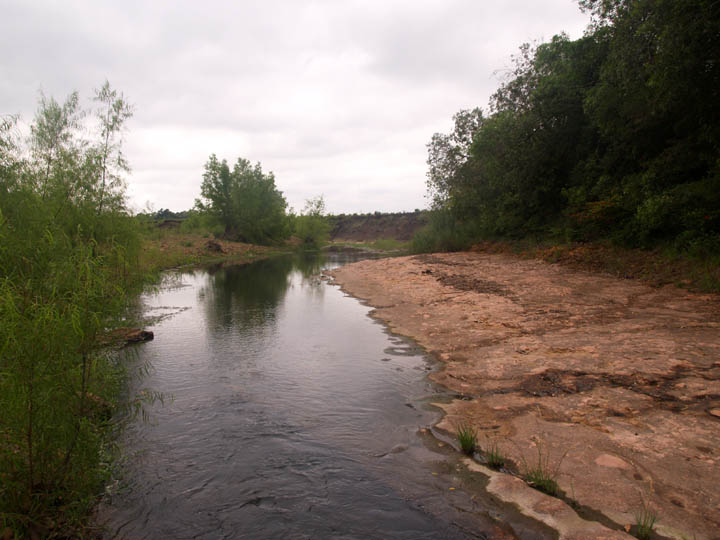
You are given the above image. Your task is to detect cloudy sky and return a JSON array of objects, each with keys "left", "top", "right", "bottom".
[{"left": 1, "top": 0, "right": 590, "bottom": 214}]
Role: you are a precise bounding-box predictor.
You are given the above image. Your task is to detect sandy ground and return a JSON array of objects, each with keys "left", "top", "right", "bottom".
[{"left": 329, "top": 252, "right": 720, "bottom": 540}]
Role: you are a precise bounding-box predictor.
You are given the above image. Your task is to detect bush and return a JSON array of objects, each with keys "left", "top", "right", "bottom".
[
  {"left": 411, "top": 209, "right": 477, "bottom": 253},
  {"left": 0, "top": 83, "right": 147, "bottom": 536},
  {"left": 293, "top": 196, "right": 330, "bottom": 249}
]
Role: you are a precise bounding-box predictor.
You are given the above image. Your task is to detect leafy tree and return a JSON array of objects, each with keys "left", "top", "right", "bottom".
[
  {"left": 421, "top": 0, "right": 719, "bottom": 251},
  {"left": 29, "top": 91, "right": 82, "bottom": 199},
  {"left": 293, "top": 195, "right": 330, "bottom": 248},
  {"left": 580, "top": 0, "right": 720, "bottom": 245},
  {"left": 426, "top": 108, "right": 484, "bottom": 209},
  {"left": 92, "top": 81, "right": 134, "bottom": 215},
  {"left": 196, "top": 155, "right": 289, "bottom": 244}
]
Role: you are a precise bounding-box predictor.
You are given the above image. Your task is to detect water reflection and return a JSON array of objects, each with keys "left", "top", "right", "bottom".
[
  {"left": 199, "top": 256, "right": 294, "bottom": 331},
  {"left": 100, "top": 253, "right": 490, "bottom": 539}
]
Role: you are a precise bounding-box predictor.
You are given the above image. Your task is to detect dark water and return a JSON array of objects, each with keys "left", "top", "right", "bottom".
[{"left": 100, "top": 253, "right": 532, "bottom": 539}]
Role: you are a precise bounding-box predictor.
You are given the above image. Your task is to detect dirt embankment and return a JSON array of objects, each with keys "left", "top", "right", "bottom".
[
  {"left": 329, "top": 211, "right": 428, "bottom": 241},
  {"left": 141, "top": 232, "right": 272, "bottom": 271},
  {"left": 329, "top": 252, "right": 720, "bottom": 540}
]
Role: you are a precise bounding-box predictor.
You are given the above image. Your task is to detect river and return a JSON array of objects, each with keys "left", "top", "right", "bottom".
[{"left": 99, "top": 252, "right": 543, "bottom": 539}]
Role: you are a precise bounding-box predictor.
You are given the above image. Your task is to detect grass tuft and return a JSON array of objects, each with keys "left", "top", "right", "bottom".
[
  {"left": 485, "top": 440, "right": 505, "bottom": 469},
  {"left": 456, "top": 423, "right": 478, "bottom": 455},
  {"left": 634, "top": 501, "right": 657, "bottom": 540},
  {"left": 520, "top": 444, "right": 567, "bottom": 497}
]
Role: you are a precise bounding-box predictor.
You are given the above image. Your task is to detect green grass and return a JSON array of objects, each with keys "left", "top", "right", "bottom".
[
  {"left": 456, "top": 423, "right": 478, "bottom": 455},
  {"left": 484, "top": 440, "right": 505, "bottom": 469},
  {"left": 520, "top": 445, "right": 567, "bottom": 497},
  {"left": 329, "top": 238, "right": 411, "bottom": 252},
  {"left": 634, "top": 502, "right": 658, "bottom": 540},
  {"left": 368, "top": 238, "right": 410, "bottom": 251}
]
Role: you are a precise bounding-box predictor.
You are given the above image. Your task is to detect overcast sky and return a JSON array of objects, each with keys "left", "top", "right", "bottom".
[{"left": 1, "top": 0, "right": 590, "bottom": 214}]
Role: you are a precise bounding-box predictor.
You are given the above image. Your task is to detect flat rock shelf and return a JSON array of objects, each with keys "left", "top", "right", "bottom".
[{"left": 330, "top": 252, "right": 720, "bottom": 540}]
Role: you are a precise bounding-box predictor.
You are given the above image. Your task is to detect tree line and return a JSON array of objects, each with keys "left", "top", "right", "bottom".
[{"left": 420, "top": 0, "right": 719, "bottom": 255}]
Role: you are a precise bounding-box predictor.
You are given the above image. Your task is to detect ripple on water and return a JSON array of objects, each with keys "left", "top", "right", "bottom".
[{"left": 102, "top": 254, "right": 486, "bottom": 539}]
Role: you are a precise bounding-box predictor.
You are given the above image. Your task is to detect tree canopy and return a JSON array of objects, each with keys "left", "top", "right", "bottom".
[
  {"left": 196, "top": 155, "right": 290, "bottom": 245},
  {"left": 425, "top": 0, "right": 720, "bottom": 254}
]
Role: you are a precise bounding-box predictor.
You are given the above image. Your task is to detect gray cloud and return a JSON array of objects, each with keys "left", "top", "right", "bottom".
[{"left": 2, "top": 0, "right": 589, "bottom": 214}]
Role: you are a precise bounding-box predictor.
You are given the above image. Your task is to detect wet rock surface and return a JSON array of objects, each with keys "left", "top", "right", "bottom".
[{"left": 330, "top": 252, "right": 720, "bottom": 539}]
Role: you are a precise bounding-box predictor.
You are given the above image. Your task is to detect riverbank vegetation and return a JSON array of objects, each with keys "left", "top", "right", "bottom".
[
  {"left": 195, "top": 155, "right": 291, "bottom": 245},
  {"left": 0, "top": 83, "right": 146, "bottom": 537},
  {"left": 416, "top": 0, "right": 720, "bottom": 291},
  {"left": 191, "top": 154, "right": 332, "bottom": 250},
  {"left": 0, "top": 84, "right": 335, "bottom": 536},
  {"left": 291, "top": 196, "right": 331, "bottom": 249}
]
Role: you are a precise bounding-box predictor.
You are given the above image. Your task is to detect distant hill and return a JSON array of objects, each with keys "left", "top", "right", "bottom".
[{"left": 329, "top": 211, "right": 428, "bottom": 242}]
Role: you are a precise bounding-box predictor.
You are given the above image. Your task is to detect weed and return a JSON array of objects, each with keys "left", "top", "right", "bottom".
[
  {"left": 484, "top": 439, "right": 505, "bottom": 469},
  {"left": 456, "top": 423, "right": 478, "bottom": 455},
  {"left": 634, "top": 501, "right": 657, "bottom": 540},
  {"left": 520, "top": 443, "right": 568, "bottom": 497}
]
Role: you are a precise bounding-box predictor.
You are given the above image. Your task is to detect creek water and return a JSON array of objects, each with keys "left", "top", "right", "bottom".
[{"left": 100, "top": 253, "right": 532, "bottom": 539}]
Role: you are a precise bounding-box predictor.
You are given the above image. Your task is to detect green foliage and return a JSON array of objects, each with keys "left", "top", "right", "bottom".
[
  {"left": 455, "top": 423, "right": 478, "bottom": 455},
  {"left": 293, "top": 195, "right": 331, "bottom": 249},
  {"left": 426, "top": 1, "right": 719, "bottom": 254},
  {"left": 411, "top": 209, "right": 477, "bottom": 253},
  {"left": 367, "top": 238, "right": 409, "bottom": 251},
  {"left": 178, "top": 209, "right": 218, "bottom": 235},
  {"left": 0, "top": 83, "right": 144, "bottom": 536},
  {"left": 196, "top": 155, "right": 290, "bottom": 245}
]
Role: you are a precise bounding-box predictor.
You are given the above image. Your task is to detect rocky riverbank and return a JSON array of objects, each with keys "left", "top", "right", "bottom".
[{"left": 329, "top": 252, "right": 720, "bottom": 539}]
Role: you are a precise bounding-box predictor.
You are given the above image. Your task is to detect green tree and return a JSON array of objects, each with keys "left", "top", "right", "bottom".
[
  {"left": 29, "top": 91, "right": 82, "bottom": 199},
  {"left": 580, "top": 0, "right": 720, "bottom": 245},
  {"left": 422, "top": 0, "right": 719, "bottom": 250},
  {"left": 196, "top": 155, "right": 289, "bottom": 244},
  {"left": 293, "top": 195, "right": 330, "bottom": 248},
  {"left": 426, "top": 108, "right": 484, "bottom": 209},
  {"left": 92, "top": 80, "right": 133, "bottom": 216}
]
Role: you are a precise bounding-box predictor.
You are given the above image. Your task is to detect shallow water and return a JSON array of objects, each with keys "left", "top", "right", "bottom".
[{"left": 100, "top": 253, "right": 525, "bottom": 539}]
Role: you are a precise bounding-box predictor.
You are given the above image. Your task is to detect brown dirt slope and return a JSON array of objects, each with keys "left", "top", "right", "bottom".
[
  {"left": 329, "top": 211, "right": 428, "bottom": 241},
  {"left": 329, "top": 252, "right": 720, "bottom": 540}
]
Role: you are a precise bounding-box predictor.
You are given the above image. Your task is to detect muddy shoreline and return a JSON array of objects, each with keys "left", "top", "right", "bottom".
[{"left": 328, "top": 252, "right": 720, "bottom": 540}]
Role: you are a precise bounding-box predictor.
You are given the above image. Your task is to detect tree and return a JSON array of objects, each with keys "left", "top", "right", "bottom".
[
  {"left": 426, "top": 108, "right": 484, "bottom": 209},
  {"left": 196, "top": 155, "right": 289, "bottom": 244},
  {"left": 29, "top": 91, "right": 82, "bottom": 199},
  {"left": 92, "top": 80, "right": 133, "bottom": 215},
  {"left": 422, "top": 0, "right": 719, "bottom": 250},
  {"left": 293, "top": 195, "right": 330, "bottom": 248}
]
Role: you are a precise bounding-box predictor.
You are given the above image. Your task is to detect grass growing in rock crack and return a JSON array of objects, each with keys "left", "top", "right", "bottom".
[
  {"left": 520, "top": 444, "right": 568, "bottom": 497},
  {"left": 484, "top": 440, "right": 505, "bottom": 469},
  {"left": 634, "top": 501, "right": 657, "bottom": 540},
  {"left": 456, "top": 423, "right": 478, "bottom": 455}
]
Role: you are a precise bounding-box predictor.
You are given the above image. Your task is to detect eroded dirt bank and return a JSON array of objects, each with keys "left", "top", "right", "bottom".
[{"left": 329, "top": 252, "right": 720, "bottom": 540}]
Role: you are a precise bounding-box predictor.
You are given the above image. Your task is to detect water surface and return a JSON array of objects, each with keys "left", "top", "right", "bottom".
[{"left": 102, "top": 253, "right": 532, "bottom": 539}]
